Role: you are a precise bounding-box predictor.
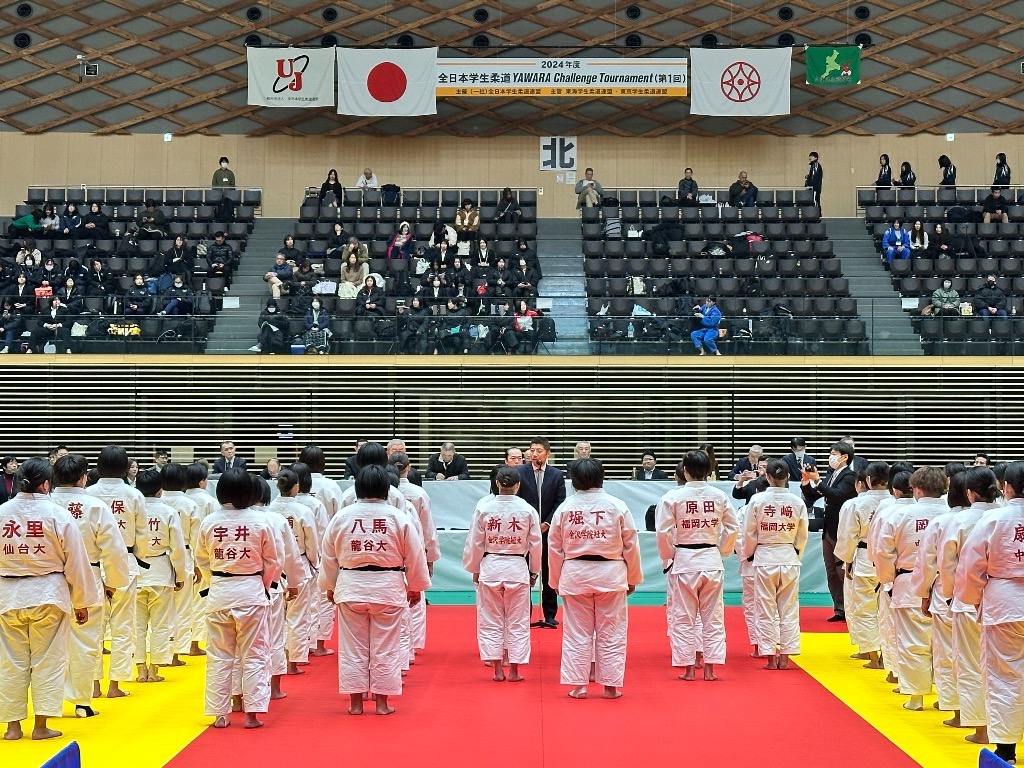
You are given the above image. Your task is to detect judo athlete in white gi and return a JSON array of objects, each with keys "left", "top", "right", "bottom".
[
  {"left": 656, "top": 450, "right": 738, "bottom": 681},
  {"left": 874, "top": 467, "right": 948, "bottom": 710},
  {"left": 550, "top": 458, "right": 643, "bottom": 699},
  {"left": 299, "top": 445, "right": 343, "bottom": 657},
  {"left": 183, "top": 462, "right": 217, "bottom": 656},
  {"left": 391, "top": 451, "right": 440, "bottom": 660},
  {"left": 195, "top": 469, "right": 282, "bottom": 729},
  {"left": 51, "top": 455, "right": 130, "bottom": 718},
  {"left": 463, "top": 465, "right": 542, "bottom": 682},
  {"left": 939, "top": 465, "right": 999, "bottom": 745},
  {"left": 956, "top": 460, "right": 1024, "bottom": 765},
  {"left": 740, "top": 458, "right": 809, "bottom": 669},
  {"left": 911, "top": 470, "right": 968, "bottom": 719},
  {"left": 133, "top": 469, "right": 187, "bottom": 683},
  {"left": 160, "top": 463, "right": 202, "bottom": 667},
  {"left": 320, "top": 465, "right": 430, "bottom": 715},
  {"left": 734, "top": 510, "right": 758, "bottom": 653},
  {"left": 869, "top": 473, "right": 914, "bottom": 683},
  {"left": 0, "top": 457, "right": 97, "bottom": 740},
  {"left": 289, "top": 462, "right": 331, "bottom": 660},
  {"left": 86, "top": 444, "right": 148, "bottom": 698},
  {"left": 267, "top": 469, "right": 319, "bottom": 675},
  {"left": 834, "top": 462, "right": 890, "bottom": 669}
]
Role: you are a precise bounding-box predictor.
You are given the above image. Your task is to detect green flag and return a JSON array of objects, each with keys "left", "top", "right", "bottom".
[{"left": 805, "top": 45, "right": 861, "bottom": 87}]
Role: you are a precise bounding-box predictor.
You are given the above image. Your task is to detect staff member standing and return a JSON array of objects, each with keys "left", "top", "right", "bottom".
[
  {"left": 956, "top": 460, "right": 1024, "bottom": 766},
  {"left": 0, "top": 457, "right": 96, "bottom": 741},
  {"left": 549, "top": 458, "right": 642, "bottom": 699},
  {"left": 320, "top": 466, "right": 429, "bottom": 716},
  {"left": 517, "top": 437, "right": 566, "bottom": 628}
]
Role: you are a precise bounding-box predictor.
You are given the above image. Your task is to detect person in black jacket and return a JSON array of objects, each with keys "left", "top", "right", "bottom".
[
  {"left": 874, "top": 154, "right": 893, "bottom": 190},
  {"left": 213, "top": 441, "right": 247, "bottom": 473},
  {"left": 354, "top": 277, "right": 385, "bottom": 317},
  {"left": 123, "top": 274, "right": 152, "bottom": 316},
  {"left": 343, "top": 439, "right": 368, "bottom": 479},
  {"left": 28, "top": 296, "right": 71, "bottom": 354},
  {"left": 318, "top": 168, "right": 343, "bottom": 207},
  {"left": 677, "top": 168, "right": 699, "bottom": 205},
  {"left": 205, "top": 231, "right": 235, "bottom": 286},
  {"left": 0, "top": 456, "right": 18, "bottom": 503},
  {"left": 938, "top": 154, "right": 957, "bottom": 188},
  {"left": 973, "top": 274, "right": 1008, "bottom": 318},
  {"left": 0, "top": 302, "right": 24, "bottom": 354},
  {"left": 516, "top": 436, "right": 566, "bottom": 627},
  {"left": 804, "top": 151, "right": 823, "bottom": 207},
  {"left": 783, "top": 437, "right": 816, "bottom": 481},
  {"left": 56, "top": 277, "right": 84, "bottom": 316},
  {"left": 397, "top": 297, "right": 429, "bottom": 354},
  {"left": 801, "top": 441, "right": 859, "bottom": 622},
  {"left": 85, "top": 259, "right": 113, "bottom": 298},
  {"left": 426, "top": 442, "right": 469, "bottom": 480},
  {"left": 159, "top": 276, "right": 193, "bottom": 315},
  {"left": 255, "top": 299, "right": 287, "bottom": 354},
  {"left": 633, "top": 450, "right": 668, "bottom": 480}
]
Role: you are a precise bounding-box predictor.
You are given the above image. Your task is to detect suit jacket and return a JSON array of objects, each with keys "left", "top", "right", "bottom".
[
  {"left": 426, "top": 453, "right": 470, "bottom": 480},
  {"left": 783, "top": 452, "right": 817, "bottom": 481},
  {"left": 801, "top": 465, "right": 858, "bottom": 539},
  {"left": 632, "top": 466, "right": 668, "bottom": 481},
  {"left": 851, "top": 456, "right": 868, "bottom": 474},
  {"left": 729, "top": 457, "right": 758, "bottom": 479},
  {"left": 0, "top": 473, "right": 16, "bottom": 505},
  {"left": 732, "top": 475, "right": 769, "bottom": 504},
  {"left": 516, "top": 463, "right": 566, "bottom": 525},
  {"left": 344, "top": 454, "right": 358, "bottom": 479},
  {"left": 213, "top": 456, "right": 248, "bottom": 474}
]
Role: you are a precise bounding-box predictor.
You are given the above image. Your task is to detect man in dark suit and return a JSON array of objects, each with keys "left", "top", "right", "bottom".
[
  {"left": 213, "top": 440, "right": 247, "bottom": 474},
  {"left": 343, "top": 438, "right": 368, "bottom": 479},
  {"left": 426, "top": 441, "right": 470, "bottom": 480},
  {"left": 783, "top": 437, "right": 816, "bottom": 481},
  {"left": 517, "top": 436, "right": 566, "bottom": 628},
  {"left": 732, "top": 456, "right": 769, "bottom": 504},
  {"left": 28, "top": 296, "right": 71, "bottom": 354},
  {"left": 729, "top": 445, "right": 763, "bottom": 480},
  {"left": 801, "top": 441, "right": 858, "bottom": 622},
  {"left": 387, "top": 438, "right": 422, "bottom": 486},
  {"left": 841, "top": 435, "right": 868, "bottom": 474},
  {"left": 632, "top": 450, "right": 668, "bottom": 481},
  {"left": 0, "top": 456, "right": 18, "bottom": 505}
]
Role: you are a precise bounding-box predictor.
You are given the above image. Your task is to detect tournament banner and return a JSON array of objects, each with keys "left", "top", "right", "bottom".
[
  {"left": 436, "top": 58, "right": 687, "bottom": 98},
  {"left": 690, "top": 47, "right": 791, "bottom": 116},
  {"left": 805, "top": 45, "right": 861, "bottom": 87},
  {"left": 338, "top": 47, "right": 437, "bottom": 116},
  {"left": 247, "top": 46, "right": 336, "bottom": 107}
]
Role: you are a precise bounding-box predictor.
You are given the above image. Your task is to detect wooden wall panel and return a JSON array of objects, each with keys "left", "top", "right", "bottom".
[{"left": 3, "top": 133, "right": 1022, "bottom": 219}]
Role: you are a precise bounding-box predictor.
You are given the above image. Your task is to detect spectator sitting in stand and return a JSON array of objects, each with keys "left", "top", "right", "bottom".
[
  {"left": 251, "top": 299, "right": 287, "bottom": 354},
  {"left": 433, "top": 297, "right": 469, "bottom": 355},
  {"left": 881, "top": 218, "right": 911, "bottom": 264},
  {"left": 15, "top": 238, "right": 42, "bottom": 267},
  {"left": 303, "top": 297, "right": 330, "bottom": 354},
  {"left": 137, "top": 200, "right": 167, "bottom": 240},
  {"left": 512, "top": 258, "right": 539, "bottom": 301},
  {"left": 728, "top": 171, "right": 758, "bottom": 207},
  {"left": 278, "top": 235, "right": 302, "bottom": 268},
  {"left": 7, "top": 273, "right": 34, "bottom": 315},
  {"left": 326, "top": 223, "right": 348, "bottom": 257},
  {"left": 318, "top": 168, "right": 342, "bottom": 208},
  {"left": 397, "top": 297, "right": 430, "bottom": 354},
  {"left": 34, "top": 257, "right": 61, "bottom": 293},
  {"left": 455, "top": 199, "right": 480, "bottom": 254},
  {"left": 387, "top": 222, "right": 414, "bottom": 264},
  {"left": 574, "top": 167, "right": 603, "bottom": 209},
  {"left": 63, "top": 258, "right": 87, "bottom": 289},
  {"left": 343, "top": 236, "right": 369, "bottom": 264},
  {"left": 27, "top": 295, "right": 71, "bottom": 354},
  {"left": 486, "top": 299, "right": 518, "bottom": 354},
  {"left": 982, "top": 186, "right": 1010, "bottom": 224},
  {"left": 123, "top": 274, "right": 152, "bottom": 316},
  {"left": 516, "top": 238, "right": 542, "bottom": 279},
  {"left": 56, "top": 277, "right": 84, "bottom": 316},
  {"left": 908, "top": 220, "right": 929, "bottom": 252},
  {"left": 492, "top": 257, "right": 514, "bottom": 298},
  {"left": 339, "top": 251, "right": 368, "bottom": 299},
  {"left": 205, "top": 231, "right": 235, "bottom": 287},
  {"left": 0, "top": 299, "right": 24, "bottom": 354},
  {"left": 264, "top": 253, "right": 293, "bottom": 299},
  {"left": 8, "top": 209, "right": 42, "bottom": 238},
  {"left": 513, "top": 299, "right": 540, "bottom": 352},
  {"left": 38, "top": 204, "right": 61, "bottom": 239},
  {"left": 355, "top": 168, "right": 378, "bottom": 189},
  {"left": 84, "top": 258, "right": 113, "bottom": 299},
  {"left": 973, "top": 273, "right": 1008, "bottom": 318},
  {"left": 154, "top": 235, "right": 194, "bottom": 289},
  {"left": 678, "top": 168, "right": 699, "bottom": 205},
  {"left": 928, "top": 222, "right": 952, "bottom": 259},
  {"left": 158, "top": 275, "right": 193, "bottom": 316},
  {"left": 354, "top": 276, "right": 385, "bottom": 317},
  {"left": 59, "top": 203, "right": 82, "bottom": 238},
  {"left": 930, "top": 279, "right": 960, "bottom": 317},
  {"left": 430, "top": 221, "right": 458, "bottom": 250},
  {"left": 426, "top": 441, "right": 470, "bottom": 480},
  {"left": 80, "top": 202, "right": 110, "bottom": 240},
  {"left": 496, "top": 187, "right": 522, "bottom": 224}
]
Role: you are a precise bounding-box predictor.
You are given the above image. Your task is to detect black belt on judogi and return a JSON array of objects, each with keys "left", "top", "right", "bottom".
[
  {"left": 857, "top": 542, "right": 868, "bottom": 549},
  {"left": 895, "top": 568, "right": 914, "bottom": 578},
  {"left": 342, "top": 565, "right": 406, "bottom": 572},
  {"left": 676, "top": 543, "right": 715, "bottom": 550},
  {"left": 484, "top": 552, "right": 528, "bottom": 558},
  {"left": 569, "top": 554, "right": 615, "bottom": 561}
]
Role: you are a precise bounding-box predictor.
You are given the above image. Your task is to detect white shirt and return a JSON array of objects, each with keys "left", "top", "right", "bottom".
[
  {"left": 741, "top": 487, "right": 809, "bottom": 567},
  {"left": 462, "top": 494, "right": 542, "bottom": 585},
  {"left": 355, "top": 173, "right": 379, "bottom": 189},
  {"left": 548, "top": 488, "right": 643, "bottom": 595},
  {"left": 196, "top": 507, "right": 281, "bottom": 611},
  {"left": 874, "top": 497, "right": 948, "bottom": 608},
  {"left": 319, "top": 499, "right": 430, "bottom": 607},
  {"left": 655, "top": 481, "right": 739, "bottom": 573},
  {"left": 86, "top": 478, "right": 147, "bottom": 578},
  {"left": 51, "top": 487, "right": 131, "bottom": 603},
  {"left": 0, "top": 492, "right": 99, "bottom": 614},
  {"left": 955, "top": 498, "right": 1024, "bottom": 624}
]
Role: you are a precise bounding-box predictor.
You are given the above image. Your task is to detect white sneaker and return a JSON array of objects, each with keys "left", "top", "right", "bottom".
[
  {"left": 248, "top": 344, "right": 261, "bottom": 352},
  {"left": 0, "top": 348, "right": 7, "bottom": 354}
]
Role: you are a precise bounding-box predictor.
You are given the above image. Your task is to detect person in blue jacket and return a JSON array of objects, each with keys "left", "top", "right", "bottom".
[
  {"left": 690, "top": 296, "right": 722, "bottom": 356},
  {"left": 882, "top": 218, "right": 911, "bottom": 264}
]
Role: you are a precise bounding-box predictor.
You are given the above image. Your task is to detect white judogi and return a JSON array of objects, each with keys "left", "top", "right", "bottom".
[
  {"left": 267, "top": 495, "right": 319, "bottom": 664},
  {"left": 311, "top": 473, "right": 343, "bottom": 520},
  {"left": 135, "top": 498, "right": 187, "bottom": 667},
  {"left": 51, "top": 487, "right": 131, "bottom": 708},
  {"left": 0, "top": 493, "right": 98, "bottom": 723},
  {"left": 196, "top": 506, "right": 282, "bottom": 717},
  {"left": 733, "top": 506, "right": 758, "bottom": 647},
  {"left": 86, "top": 478, "right": 147, "bottom": 682},
  {"left": 869, "top": 496, "right": 909, "bottom": 676},
  {"left": 184, "top": 487, "right": 217, "bottom": 646},
  {"left": 910, "top": 508, "right": 961, "bottom": 710},
  {"left": 955, "top": 498, "right": 1024, "bottom": 747},
  {"left": 549, "top": 488, "right": 642, "bottom": 688},
  {"left": 398, "top": 478, "right": 439, "bottom": 654},
  {"left": 656, "top": 481, "right": 738, "bottom": 667},
  {"left": 741, "top": 487, "right": 809, "bottom": 658},
  {"left": 834, "top": 489, "right": 888, "bottom": 655},
  {"left": 259, "top": 506, "right": 304, "bottom": 679},
  {"left": 462, "top": 494, "right": 542, "bottom": 664},
  {"left": 162, "top": 490, "right": 201, "bottom": 655},
  {"left": 320, "top": 499, "right": 430, "bottom": 696},
  {"left": 875, "top": 496, "right": 947, "bottom": 696},
  {"left": 296, "top": 492, "right": 332, "bottom": 650},
  {"left": 939, "top": 501, "right": 997, "bottom": 729}
]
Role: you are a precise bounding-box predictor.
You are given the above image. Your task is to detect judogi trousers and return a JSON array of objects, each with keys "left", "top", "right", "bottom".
[
  {"left": 932, "top": 607, "right": 959, "bottom": 710},
  {"left": 409, "top": 598, "right": 427, "bottom": 652},
  {"left": 136, "top": 586, "right": 175, "bottom": 667},
  {"left": 268, "top": 591, "right": 286, "bottom": 677},
  {"left": 982, "top": 621, "right": 1024, "bottom": 745},
  {"left": 560, "top": 591, "right": 628, "bottom": 687},
  {"left": 0, "top": 605, "right": 69, "bottom": 721},
  {"left": 754, "top": 565, "right": 801, "bottom": 657},
  {"left": 317, "top": 586, "right": 335, "bottom": 643},
  {"left": 741, "top": 574, "right": 758, "bottom": 647},
  {"left": 400, "top": 607, "right": 412, "bottom": 671},
  {"left": 205, "top": 605, "right": 270, "bottom": 716},
  {"left": 953, "top": 610, "right": 987, "bottom": 728},
  {"left": 66, "top": 599, "right": 105, "bottom": 706},
  {"left": 893, "top": 606, "right": 933, "bottom": 695},
  {"left": 878, "top": 588, "right": 898, "bottom": 676},
  {"left": 476, "top": 580, "right": 531, "bottom": 664},
  {"left": 285, "top": 577, "right": 315, "bottom": 664},
  {"left": 668, "top": 570, "right": 725, "bottom": 666},
  {"left": 847, "top": 573, "right": 880, "bottom": 654},
  {"left": 173, "top": 582, "right": 205, "bottom": 653},
  {"left": 337, "top": 602, "right": 405, "bottom": 696},
  {"left": 105, "top": 576, "right": 137, "bottom": 681}
]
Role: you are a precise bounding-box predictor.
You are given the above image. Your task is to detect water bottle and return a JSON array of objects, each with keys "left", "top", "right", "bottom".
[{"left": 627, "top": 321, "right": 635, "bottom": 339}]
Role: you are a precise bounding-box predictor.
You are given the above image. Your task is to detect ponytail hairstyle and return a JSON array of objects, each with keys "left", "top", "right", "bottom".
[
  {"left": 17, "top": 456, "right": 51, "bottom": 494},
  {"left": 765, "top": 457, "right": 789, "bottom": 485},
  {"left": 276, "top": 468, "right": 298, "bottom": 496},
  {"left": 963, "top": 466, "right": 1000, "bottom": 504},
  {"left": 947, "top": 471, "right": 970, "bottom": 510}
]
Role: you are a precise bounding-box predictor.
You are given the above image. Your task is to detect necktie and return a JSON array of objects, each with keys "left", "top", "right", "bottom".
[{"left": 535, "top": 467, "right": 544, "bottom": 512}]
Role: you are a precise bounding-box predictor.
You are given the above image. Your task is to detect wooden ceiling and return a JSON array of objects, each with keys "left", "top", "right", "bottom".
[{"left": 0, "top": 0, "right": 1022, "bottom": 137}]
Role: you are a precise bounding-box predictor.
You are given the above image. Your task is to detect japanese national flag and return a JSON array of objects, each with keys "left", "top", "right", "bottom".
[{"left": 337, "top": 48, "right": 438, "bottom": 117}]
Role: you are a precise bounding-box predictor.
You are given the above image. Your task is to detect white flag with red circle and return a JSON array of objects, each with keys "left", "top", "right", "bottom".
[
  {"left": 691, "top": 48, "right": 791, "bottom": 116},
  {"left": 337, "top": 48, "right": 438, "bottom": 117}
]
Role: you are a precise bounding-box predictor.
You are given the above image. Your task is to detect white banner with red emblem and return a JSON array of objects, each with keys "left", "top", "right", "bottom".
[
  {"left": 337, "top": 47, "right": 438, "bottom": 116},
  {"left": 246, "top": 47, "right": 336, "bottom": 108},
  {"left": 690, "top": 48, "right": 791, "bottom": 116}
]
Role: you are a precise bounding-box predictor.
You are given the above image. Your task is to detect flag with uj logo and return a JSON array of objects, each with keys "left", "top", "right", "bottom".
[{"left": 805, "top": 46, "right": 861, "bottom": 87}]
